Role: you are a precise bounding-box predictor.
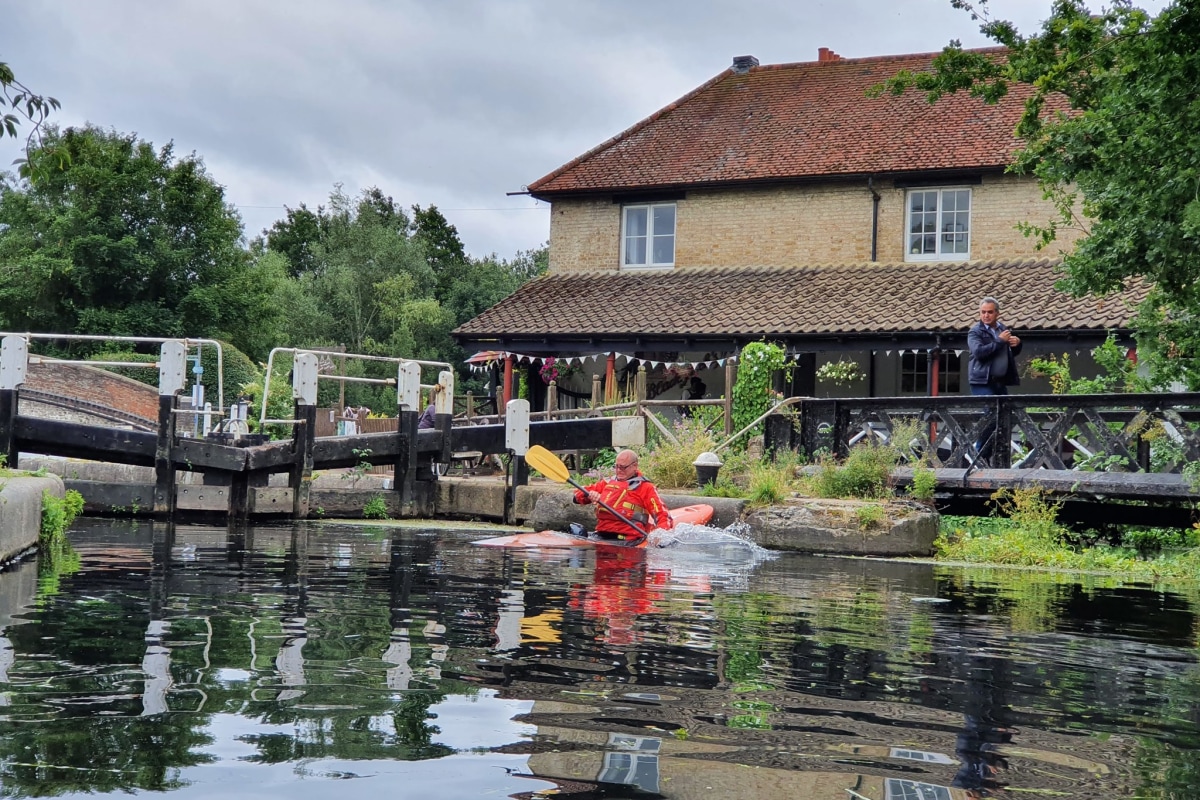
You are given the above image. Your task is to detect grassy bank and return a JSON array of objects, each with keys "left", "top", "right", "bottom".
[{"left": 937, "top": 487, "right": 1200, "bottom": 583}]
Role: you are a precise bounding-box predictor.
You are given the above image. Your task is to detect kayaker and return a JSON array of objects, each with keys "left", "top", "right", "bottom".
[{"left": 573, "top": 449, "right": 673, "bottom": 541}]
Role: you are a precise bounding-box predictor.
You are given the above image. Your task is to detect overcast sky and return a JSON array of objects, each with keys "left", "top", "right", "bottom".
[{"left": 1, "top": 0, "right": 1167, "bottom": 260}]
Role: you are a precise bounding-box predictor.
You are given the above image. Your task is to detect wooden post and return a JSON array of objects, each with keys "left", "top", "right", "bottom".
[
  {"left": 994, "top": 396, "right": 1013, "bottom": 468},
  {"left": 0, "top": 389, "right": 16, "bottom": 468},
  {"left": 502, "top": 355, "right": 514, "bottom": 413},
  {"left": 290, "top": 403, "right": 317, "bottom": 518},
  {"left": 465, "top": 392, "right": 474, "bottom": 422},
  {"left": 591, "top": 374, "right": 602, "bottom": 408},
  {"left": 0, "top": 336, "right": 29, "bottom": 470},
  {"left": 635, "top": 366, "right": 647, "bottom": 414},
  {"left": 605, "top": 353, "right": 617, "bottom": 404},
  {"left": 508, "top": 454, "right": 529, "bottom": 525},
  {"left": 153, "top": 394, "right": 179, "bottom": 518},
  {"left": 547, "top": 381, "right": 558, "bottom": 418},
  {"left": 724, "top": 359, "right": 736, "bottom": 437},
  {"left": 396, "top": 408, "right": 419, "bottom": 512}
]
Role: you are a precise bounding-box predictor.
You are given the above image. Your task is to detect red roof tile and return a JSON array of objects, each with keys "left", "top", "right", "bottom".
[
  {"left": 528, "top": 48, "right": 1039, "bottom": 197},
  {"left": 453, "top": 260, "right": 1143, "bottom": 341}
]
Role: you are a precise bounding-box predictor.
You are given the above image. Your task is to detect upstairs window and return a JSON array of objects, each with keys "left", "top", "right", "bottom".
[
  {"left": 906, "top": 188, "right": 970, "bottom": 261},
  {"left": 622, "top": 203, "right": 675, "bottom": 268}
]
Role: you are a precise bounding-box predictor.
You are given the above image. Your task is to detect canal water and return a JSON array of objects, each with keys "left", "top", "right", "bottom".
[{"left": 0, "top": 518, "right": 1196, "bottom": 799}]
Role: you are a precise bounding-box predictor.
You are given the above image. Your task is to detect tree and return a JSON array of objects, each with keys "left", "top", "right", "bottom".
[
  {"left": 0, "top": 126, "right": 279, "bottom": 354},
  {"left": 263, "top": 203, "right": 326, "bottom": 278},
  {"left": 304, "top": 186, "right": 435, "bottom": 353},
  {"left": 879, "top": 0, "right": 1200, "bottom": 385},
  {"left": 412, "top": 204, "right": 469, "bottom": 307},
  {"left": 0, "top": 60, "right": 61, "bottom": 178}
]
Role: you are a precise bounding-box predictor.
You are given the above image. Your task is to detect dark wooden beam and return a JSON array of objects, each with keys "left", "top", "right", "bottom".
[{"left": 13, "top": 416, "right": 158, "bottom": 465}]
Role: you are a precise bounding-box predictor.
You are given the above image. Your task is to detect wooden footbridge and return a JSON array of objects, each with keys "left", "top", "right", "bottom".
[{"left": 765, "top": 393, "right": 1200, "bottom": 526}]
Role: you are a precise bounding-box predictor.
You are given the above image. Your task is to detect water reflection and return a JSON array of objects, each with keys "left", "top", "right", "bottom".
[{"left": 0, "top": 519, "right": 1196, "bottom": 797}]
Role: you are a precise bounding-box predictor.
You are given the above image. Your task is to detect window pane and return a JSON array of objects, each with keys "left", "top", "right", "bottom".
[
  {"left": 954, "top": 189, "right": 971, "bottom": 210},
  {"left": 625, "top": 207, "right": 647, "bottom": 237},
  {"left": 652, "top": 204, "right": 675, "bottom": 234},
  {"left": 625, "top": 236, "right": 646, "bottom": 265},
  {"left": 923, "top": 234, "right": 936, "bottom": 252},
  {"left": 652, "top": 234, "right": 674, "bottom": 264}
]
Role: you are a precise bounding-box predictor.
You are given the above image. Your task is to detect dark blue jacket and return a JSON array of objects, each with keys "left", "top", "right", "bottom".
[{"left": 967, "top": 321, "right": 1023, "bottom": 387}]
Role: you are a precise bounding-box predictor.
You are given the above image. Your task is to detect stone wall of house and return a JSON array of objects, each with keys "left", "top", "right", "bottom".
[
  {"left": 547, "top": 174, "right": 1082, "bottom": 272},
  {"left": 547, "top": 198, "right": 619, "bottom": 272}
]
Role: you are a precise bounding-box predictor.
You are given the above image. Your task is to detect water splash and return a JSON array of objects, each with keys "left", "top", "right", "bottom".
[{"left": 646, "top": 522, "right": 777, "bottom": 592}]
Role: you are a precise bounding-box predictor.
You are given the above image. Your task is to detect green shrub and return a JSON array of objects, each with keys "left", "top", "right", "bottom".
[
  {"left": 746, "top": 460, "right": 794, "bottom": 507},
  {"left": 641, "top": 414, "right": 720, "bottom": 489},
  {"left": 41, "top": 489, "right": 85, "bottom": 543},
  {"left": 362, "top": 495, "right": 389, "bottom": 520},
  {"left": 855, "top": 503, "right": 886, "bottom": 530},
  {"left": 909, "top": 465, "right": 938, "bottom": 502},
  {"left": 808, "top": 442, "right": 896, "bottom": 500},
  {"left": 730, "top": 341, "right": 788, "bottom": 448}
]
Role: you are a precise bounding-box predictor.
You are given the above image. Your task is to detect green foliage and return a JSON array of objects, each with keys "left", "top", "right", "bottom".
[
  {"left": 745, "top": 459, "right": 794, "bottom": 507},
  {"left": 878, "top": 0, "right": 1200, "bottom": 386},
  {"left": 815, "top": 358, "right": 866, "bottom": 387},
  {"left": 910, "top": 464, "right": 938, "bottom": 502},
  {"left": 362, "top": 495, "right": 389, "bottom": 520},
  {"left": 0, "top": 61, "right": 63, "bottom": 179},
  {"left": 41, "top": 489, "right": 85, "bottom": 544},
  {"left": 808, "top": 442, "right": 897, "bottom": 500},
  {"left": 1122, "top": 526, "right": 1200, "bottom": 557},
  {"left": 239, "top": 352, "right": 294, "bottom": 438},
  {"left": 1029, "top": 334, "right": 1142, "bottom": 394},
  {"left": 0, "top": 126, "right": 260, "bottom": 346},
  {"left": 855, "top": 503, "right": 886, "bottom": 530},
  {"left": 641, "top": 414, "right": 720, "bottom": 489},
  {"left": 731, "top": 341, "right": 788, "bottom": 446}
]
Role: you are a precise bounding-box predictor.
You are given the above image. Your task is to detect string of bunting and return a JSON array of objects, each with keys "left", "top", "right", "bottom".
[
  {"left": 470, "top": 345, "right": 1089, "bottom": 373},
  {"left": 466, "top": 351, "right": 736, "bottom": 374}
]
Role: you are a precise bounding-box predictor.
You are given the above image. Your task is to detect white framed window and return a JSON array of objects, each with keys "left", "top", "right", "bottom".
[
  {"left": 906, "top": 188, "right": 971, "bottom": 261},
  {"left": 622, "top": 203, "right": 675, "bottom": 268}
]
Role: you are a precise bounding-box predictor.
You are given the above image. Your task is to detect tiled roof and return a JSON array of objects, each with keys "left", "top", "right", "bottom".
[
  {"left": 528, "top": 48, "right": 1042, "bottom": 196},
  {"left": 453, "top": 260, "right": 1143, "bottom": 340}
]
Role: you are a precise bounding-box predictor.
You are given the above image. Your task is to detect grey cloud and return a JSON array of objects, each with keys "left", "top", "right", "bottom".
[{"left": 3, "top": 0, "right": 1168, "bottom": 258}]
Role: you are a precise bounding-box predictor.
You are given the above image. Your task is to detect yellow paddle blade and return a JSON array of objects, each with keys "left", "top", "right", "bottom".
[{"left": 524, "top": 445, "right": 571, "bottom": 483}]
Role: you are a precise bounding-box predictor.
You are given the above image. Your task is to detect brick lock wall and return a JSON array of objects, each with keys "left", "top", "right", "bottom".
[
  {"left": 546, "top": 174, "right": 1080, "bottom": 272},
  {"left": 25, "top": 363, "right": 159, "bottom": 422}
]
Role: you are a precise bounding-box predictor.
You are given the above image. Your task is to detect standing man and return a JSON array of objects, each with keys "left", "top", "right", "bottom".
[
  {"left": 968, "top": 297, "right": 1022, "bottom": 460},
  {"left": 968, "top": 297, "right": 1022, "bottom": 395},
  {"left": 573, "top": 449, "right": 673, "bottom": 541}
]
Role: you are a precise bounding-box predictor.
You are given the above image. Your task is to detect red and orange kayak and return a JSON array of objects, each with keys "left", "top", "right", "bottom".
[{"left": 473, "top": 503, "right": 714, "bottom": 549}]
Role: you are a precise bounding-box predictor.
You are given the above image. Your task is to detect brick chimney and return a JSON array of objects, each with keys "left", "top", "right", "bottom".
[
  {"left": 818, "top": 47, "right": 843, "bottom": 63},
  {"left": 731, "top": 55, "right": 759, "bottom": 74}
]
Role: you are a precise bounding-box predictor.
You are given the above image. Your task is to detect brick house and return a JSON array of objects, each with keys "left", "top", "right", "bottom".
[{"left": 455, "top": 48, "right": 1143, "bottom": 404}]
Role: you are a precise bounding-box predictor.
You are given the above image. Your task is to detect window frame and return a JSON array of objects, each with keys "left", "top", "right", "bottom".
[
  {"left": 621, "top": 202, "right": 676, "bottom": 269},
  {"left": 899, "top": 351, "right": 962, "bottom": 395},
  {"left": 904, "top": 187, "right": 972, "bottom": 262}
]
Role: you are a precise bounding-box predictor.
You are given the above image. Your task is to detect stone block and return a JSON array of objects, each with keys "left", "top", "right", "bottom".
[
  {"left": 0, "top": 476, "right": 64, "bottom": 564},
  {"left": 744, "top": 499, "right": 939, "bottom": 556}
]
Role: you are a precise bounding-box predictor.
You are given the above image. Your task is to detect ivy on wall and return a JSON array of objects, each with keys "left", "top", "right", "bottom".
[{"left": 731, "top": 341, "right": 788, "bottom": 444}]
